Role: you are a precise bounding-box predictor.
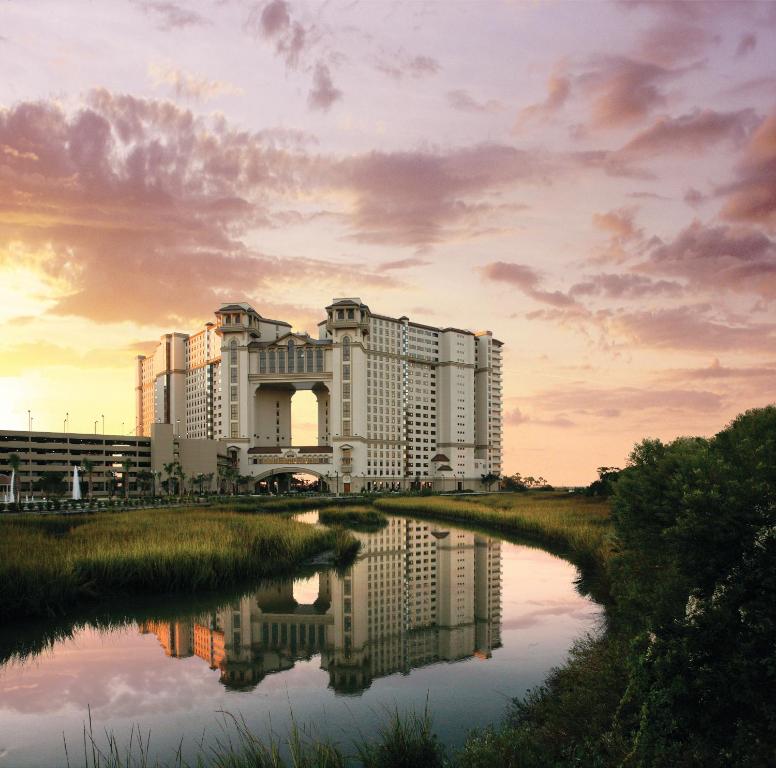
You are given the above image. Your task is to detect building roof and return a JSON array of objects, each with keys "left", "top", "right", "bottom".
[
  {"left": 436, "top": 465, "right": 453, "bottom": 472},
  {"left": 431, "top": 453, "right": 450, "bottom": 462},
  {"left": 247, "top": 445, "right": 333, "bottom": 454}
]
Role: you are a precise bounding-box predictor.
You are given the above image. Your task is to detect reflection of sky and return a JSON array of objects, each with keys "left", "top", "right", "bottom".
[{"left": 0, "top": 533, "right": 599, "bottom": 767}]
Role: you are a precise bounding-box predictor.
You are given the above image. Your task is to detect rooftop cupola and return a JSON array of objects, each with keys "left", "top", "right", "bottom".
[
  {"left": 215, "top": 303, "right": 262, "bottom": 339},
  {"left": 325, "top": 297, "right": 370, "bottom": 336}
]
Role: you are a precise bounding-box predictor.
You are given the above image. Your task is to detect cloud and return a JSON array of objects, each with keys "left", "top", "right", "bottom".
[
  {"left": 447, "top": 90, "right": 504, "bottom": 114},
  {"left": 639, "top": 20, "right": 717, "bottom": 64},
  {"left": 245, "top": 0, "right": 309, "bottom": 68},
  {"left": 736, "top": 32, "right": 757, "bottom": 57},
  {"left": 616, "top": 108, "right": 757, "bottom": 158},
  {"left": 569, "top": 273, "right": 682, "bottom": 299},
  {"left": 684, "top": 187, "right": 705, "bottom": 207},
  {"left": 137, "top": 1, "right": 208, "bottom": 31},
  {"left": 661, "top": 358, "right": 776, "bottom": 381},
  {"left": 514, "top": 72, "right": 570, "bottom": 128},
  {"left": 377, "top": 257, "right": 430, "bottom": 272},
  {"left": 529, "top": 382, "right": 724, "bottom": 416},
  {"left": 332, "top": 144, "right": 548, "bottom": 247},
  {"left": 148, "top": 62, "right": 242, "bottom": 102},
  {"left": 614, "top": 305, "right": 776, "bottom": 352},
  {"left": 641, "top": 220, "right": 776, "bottom": 300},
  {"left": 0, "top": 92, "right": 396, "bottom": 324},
  {"left": 720, "top": 110, "right": 776, "bottom": 231},
  {"left": 308, "top": 63, "right": 342, "bottom": 111},
  {"left": 505, "top": 407, "right": 574, "bottom": 429},
  {"left": 578, "top": 56, "right": 681, "bottom": 129},
  {"left": 375, "top": 54, "right": 440, "bottom": 81},
  {"left": 480, "top": 262, "right": 577, "bottom": 308}
]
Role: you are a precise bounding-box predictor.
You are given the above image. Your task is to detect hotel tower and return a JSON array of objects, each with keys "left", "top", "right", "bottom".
[{"left": 136, "top": 298, "right": 503, "bottom": 492}]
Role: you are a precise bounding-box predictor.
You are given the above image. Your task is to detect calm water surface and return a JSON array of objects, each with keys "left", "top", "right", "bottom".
[{"left": 0, "top": 514, "right": 600, "bottom": 766}]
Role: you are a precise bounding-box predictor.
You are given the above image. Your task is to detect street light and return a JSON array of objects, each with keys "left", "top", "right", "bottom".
[
  {"left": 27, "top": 410, "right": 32, "bottom": 501},
  {"left": 64, "top": 412, "right": 69, "bottom": 434},
  {"left": 101, "top": 414, "right": 105, "bottom": 435}
]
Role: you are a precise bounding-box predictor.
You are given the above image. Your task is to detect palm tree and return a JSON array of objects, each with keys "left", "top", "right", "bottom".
[
  {"left": 136, "top": 469, "right": 153, "bottom": 497},
  {"left": 163, "top": 462, "right": 176, "bottom": 496},
  {"left": 8, "top": 453, "right": 21, "bottom": 505},
  {"left": 174, "top": 462, "right": 185, "bottom": 499},
  {"left": 121, "top": 457, "right": 134, "bottom": 498},
  {"left": 237, "top": 474, "right": 252, "bottom": 495},
  {"left": 82, "top": 458, "right": 96, "bottom": 499}
]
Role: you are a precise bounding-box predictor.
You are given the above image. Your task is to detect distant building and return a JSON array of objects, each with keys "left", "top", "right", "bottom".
[
  {"left": 0, "top": 426, "right": 228, "bottom": 498},
  {"left": 136, "top": 298, "right": 504, "bottom": 492}
]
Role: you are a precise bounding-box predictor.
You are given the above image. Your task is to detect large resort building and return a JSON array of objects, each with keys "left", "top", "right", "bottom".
[{"left": 136, "top": 298, "right": 503, "bottom": 493}]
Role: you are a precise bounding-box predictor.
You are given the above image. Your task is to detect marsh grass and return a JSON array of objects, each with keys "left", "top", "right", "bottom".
[
  {"left": 0, "top": 506, "right": 358, "bottom": 621},
  {"left": 220, "top": 496, "right": 372, "bottom": 513},
  {"left": 319, "top": 506, "right": 388, "bottom": 530},
  {"left": 66, "top": 708, "right": 442, "bottom": 768},
  {"left": 373, "top": 493, "right": 611, "bottom": 571}
]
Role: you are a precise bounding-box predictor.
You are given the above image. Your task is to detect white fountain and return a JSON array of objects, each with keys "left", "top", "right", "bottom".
[
  {"left": 72, "top": 466, "right": 82, "bottom": 501},
  {"left": 8, "top": 468, "right": 15, "bottom": 504}
]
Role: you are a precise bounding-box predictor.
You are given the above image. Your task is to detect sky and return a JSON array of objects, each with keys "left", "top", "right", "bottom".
[{"left": 0, "top": 0, "right": 775, "bottom": 485}]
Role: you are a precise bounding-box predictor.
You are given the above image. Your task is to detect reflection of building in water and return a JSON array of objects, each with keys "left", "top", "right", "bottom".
[{"left": 142, "top": 520, "right": 501, "bottom": 694}]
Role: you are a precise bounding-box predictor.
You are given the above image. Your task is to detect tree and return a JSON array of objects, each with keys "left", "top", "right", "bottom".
[
  {"left": 136, "top": 469, "right": 153, "bottom": 496},
  {"left": 585, "top": 466, "right": 621, "bottom": 497},
  {"left": 121, "top": 457, "right": 133, "bottom": 498},
  {"left": 204, "top": 472, "right": 215, "bottom": 495},
  {"left": 237, "top": 474, "right": 252, "bottom": 494},
  {"left": 34, "top": 471, "right": 67, "bottom": 497},
  {"left": 174, "top": 462, "right": 186, "bottom": 498},
  {"left": 480, "top": 472, "right": 500, "bottom": 491},
  {"left": 502, "top": 472, "right": 528, "bottom": 492},
  {"left": 81, "top": 458, "right": 96, "bottom": 499},
  {"left": 163, "top": 462, "right": 176, "bottom": 496}
]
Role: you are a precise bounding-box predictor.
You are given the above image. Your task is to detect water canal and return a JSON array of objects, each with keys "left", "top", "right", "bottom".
[{"left": 0, "top": 513, "right": 601, "bottom": 766}]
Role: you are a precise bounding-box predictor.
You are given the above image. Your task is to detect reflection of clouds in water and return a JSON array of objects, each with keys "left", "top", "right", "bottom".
[
  {"left": 500, "top": 598, "right": 598, "bottom": 631},
  {"left": 0, "top": 630, "right": 219, "bottom": 718}
]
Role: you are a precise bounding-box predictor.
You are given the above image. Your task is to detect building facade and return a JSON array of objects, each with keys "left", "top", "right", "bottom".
[
  {"left": 0, "top": 430, "right": 152, "bottom": 498},
  {"left": 135, "top": 298, "right": 504, "bottom": 493}
]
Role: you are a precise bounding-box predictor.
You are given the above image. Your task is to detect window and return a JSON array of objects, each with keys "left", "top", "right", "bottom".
[
  {"left": 306, "top": 348, "right": 313, "bottom": 371},
  {"left": 230, "top": 340, "right": 238, "bottom": 364},
  {"left": 316, "top": 349, "right": 324, "bottom": 371},
  {"left": 259, "top": 351, "right": 266, "bottom": 373},
  {"left": 342, "top": 336, "right": 351, "bottom": 362},
  {"left": 278, "top": 349, "right": 285, "bottom": 373},
  {"left": 288, "top": 340, "right": 295, "bottom": 372},
  {"left": 268, "top": 350, "right": 276, "bottom": 373}
]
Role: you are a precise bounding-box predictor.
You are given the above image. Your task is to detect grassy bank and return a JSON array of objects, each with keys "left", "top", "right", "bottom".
[
  {"left": 374, "top": 493, "right": 611, "bottom": 571},
  {"left": 0, "top": 506, "right": 358, "bottom": 621},
  {"left": 319, "top": 505, "right": 389, "bottom": 530}
]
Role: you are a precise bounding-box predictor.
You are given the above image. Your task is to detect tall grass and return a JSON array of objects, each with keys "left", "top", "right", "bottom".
[
  {"left": 319, "top": 506, "right": 388, "bottom": 530},
  {"left": 0, "top": 506, "right": 358, "bottom": 621},
  {"left": 373, "top": 493, "right": 611, "bottom": 571},
  {"left": 65, "top": 709, "right": 443, "bottom": 768}
]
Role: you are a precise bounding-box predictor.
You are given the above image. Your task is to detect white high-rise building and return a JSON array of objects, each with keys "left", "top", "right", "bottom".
[{"left": 135, "top": 298, "right": 503, "bottom": 493}]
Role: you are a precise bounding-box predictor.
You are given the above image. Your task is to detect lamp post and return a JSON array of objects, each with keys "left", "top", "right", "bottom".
[
  {"left": 94, "top": 420, "right": 98, "bottom": 435},
  {"left": 64, "top": 412, "right": 69, "bottom": 434},
  {"left": 101, "top": 414, "right": 105, "bottom": 435},
  {"left": 27, "top": 410, "right": 32, "bottom": 501}
]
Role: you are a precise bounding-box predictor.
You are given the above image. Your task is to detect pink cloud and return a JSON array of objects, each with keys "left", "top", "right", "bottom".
[
  {"left": 617, "top": 108, "right": 757, "bottom": 157},
  {"left": 736, "top": 32, "right": 757, "bottom": 57},
  {"left": 308, "top": 63, "right": 342, "bottom": 111},
  {"left": 514, "top": 72, "right": 571, "bottom": 128},
  {"left": 137, "top": 1, "right": 208, "bottom": 31},
  {"left": 720, "top": 110, "right": 776, "bottom": 231},
  {"left": 481, "top": 262, "right": 577, "bottom": 308},
  {"left": 447, "top": 90, "right": 504, "bottom": 115}
]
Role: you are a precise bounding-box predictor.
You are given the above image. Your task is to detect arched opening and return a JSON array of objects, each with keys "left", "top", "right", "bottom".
[{"left": 291, "top": 389, "right": 318, "bottom": 446}]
